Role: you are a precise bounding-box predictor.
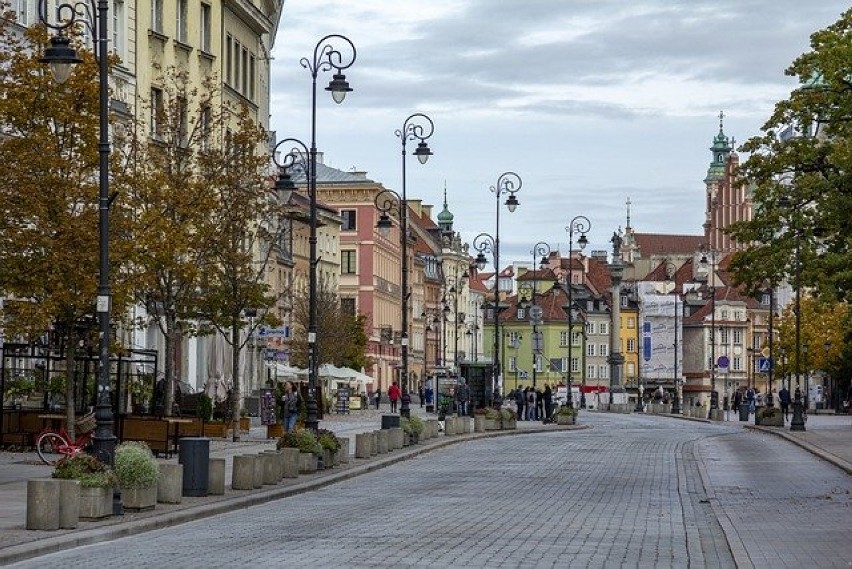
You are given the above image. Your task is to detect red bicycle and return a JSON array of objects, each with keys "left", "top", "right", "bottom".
[{"left": 36, "top": 413, "right": 96, "bottom": 465}]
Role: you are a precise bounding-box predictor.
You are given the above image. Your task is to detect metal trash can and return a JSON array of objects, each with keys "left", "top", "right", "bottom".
[
  {"left": 381, "top": 415, "right": 400, "bottom": 430},
  {"left": 739, "top": 405, "right": 749, "bottom": 422},
  {"left": 179, "top": 437, "right": 210, "bottom": 497}
]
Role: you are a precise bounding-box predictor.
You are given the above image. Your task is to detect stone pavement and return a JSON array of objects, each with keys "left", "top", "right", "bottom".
[
  {"left": 0, "top": 408, "right": 848, "bottom": 566},
  {"left": 0, "top": 406, "right": 574, "bottom": 565}
]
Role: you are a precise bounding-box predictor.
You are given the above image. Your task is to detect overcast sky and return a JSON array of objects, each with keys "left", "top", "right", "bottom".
[{"left": 269, "top": 1, "right": 847, "bottom": 265}]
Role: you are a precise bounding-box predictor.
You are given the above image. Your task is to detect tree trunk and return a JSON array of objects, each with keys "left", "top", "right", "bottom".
[
  {"left": 231, "top": 320, "right": 241, "bottom": 442},
  {"left": 163, "top": 315, "right": 178, "bottom": 417}
]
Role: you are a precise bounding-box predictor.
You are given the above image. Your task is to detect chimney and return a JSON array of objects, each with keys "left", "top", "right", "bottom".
[{"left": 590, "top": 250, "right": 608, "bottom": 263}]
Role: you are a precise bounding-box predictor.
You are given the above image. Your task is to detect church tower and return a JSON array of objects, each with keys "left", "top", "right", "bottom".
[{"left": 703, "top": 111, "right": 749, "bottom": 253}]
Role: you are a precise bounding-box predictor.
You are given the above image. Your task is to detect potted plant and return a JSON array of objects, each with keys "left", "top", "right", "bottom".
[
  {"left": 53, "top": 454, "right": 117, "bottom": 520},
  {"left": 277, "top": 429, "right": 322, "bottom": 473},
  {"left": 316, "top": 428, "right": 341, "bottom": 468},
  {"left": 407, "top": 415, "right": 424, "bottom": 444},
  {"left": 556, "top": 405, "right": 578, "bottom": 425},
  {"left": 4, "top": 375, "right": 35, "bottom": 408},
  {"left": 756, "top": 405, "right": 783, "bottom": 427},
  {"left": 114, "top": 441, "right": 160, "bottom": 511},
  {"left": 400, "top": 417, "right": 412, "bottom": 446},
  {"left": 484, "top": 408, "right": 501, "bottom": 431}
]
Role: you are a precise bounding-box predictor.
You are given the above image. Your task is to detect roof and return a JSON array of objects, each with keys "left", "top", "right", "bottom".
[
  {"left": 290, "top": 161, "right": 375, "bottom": 184},
  {"left": 633, "top": 233, "right": 704, "bottom": 256},
  {"left": 517, "top": 268, "right": 556, "bottom": 282}
]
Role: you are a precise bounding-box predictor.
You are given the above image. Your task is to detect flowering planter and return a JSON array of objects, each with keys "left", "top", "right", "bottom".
[
  {"left": 298, "top": 452, "right": 317, "bottom": 473},
  {"left": 502, "top": 419, "right": 517, "bottom": 430},
  {"left": 484, "top": 418, "right": 500, "bottom": 431},
  {"left": 122, "top": 485, "right": 157, "bottom": 512},
  {"left": 556, "top": 415, "right": 576, "bottom": 425}
]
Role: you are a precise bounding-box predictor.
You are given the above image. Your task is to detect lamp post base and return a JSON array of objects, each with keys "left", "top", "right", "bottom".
[
  {"left": 790, "top": 401, "right": 806, "bottom": 431},
  {"left": 671, "top": 397, "right": 681, "bottom": 415}
]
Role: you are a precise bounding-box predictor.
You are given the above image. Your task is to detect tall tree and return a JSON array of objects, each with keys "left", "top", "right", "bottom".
[
  {"left": 728, "top": 8, "right": 852, "bottom": 301},
  {"left": 0, "top": 22, "right": 130, "bottom": 437}
]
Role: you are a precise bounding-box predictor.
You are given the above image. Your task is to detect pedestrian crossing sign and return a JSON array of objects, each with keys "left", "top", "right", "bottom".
[{"left": 758, "top": 357, "right": 772, "bottom": 373}]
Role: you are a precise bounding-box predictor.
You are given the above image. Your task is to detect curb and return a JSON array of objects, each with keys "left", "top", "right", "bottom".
[
  {"left": 743, "top": 424, "right": 852, "bottom": 476},
  {"left": 0, "top": 423, "right": 587, "bottom": 565}
]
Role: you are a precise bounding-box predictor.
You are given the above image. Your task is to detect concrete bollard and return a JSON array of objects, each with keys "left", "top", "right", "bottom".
[
  {"left": 253, "top": 454, "right": 265, "bottom": 488},
  {"left": 260, "top": 453, "right": 277, "bottom": 485},
  {"left": 208, "top": 458, "right": 226, "bottom": 495},
  {"left": 298, "top": 452, "right": 317, "bottom": 473},
  {"left": 58, "top": 479, "right": 80, "bottom": 529},
  {"left": 279, "top": 447, "right": 300, "bottom": 478},
  {"left": 355, "top": 433, "right": 372, "bottom": 459},
  {"left": 370, "top": 431, "right": 378, "bottom": 456},
  {"left": 376, "top": 429, "right": 389, "bottom": 454},
  {"left": 157, "top": 463, "right": 183, "bottom": 504},
  {"left": 445, "top": 417, "right": 456, "bottom": 436},
  {"left": 389, "top": 428, "right": 404, "bottom": 450},
  {"left": 338, "top": 437, "right": 350, "bottom": 463},
  {"left": 232, "top": 455, "right": 256, "bottom": 490},
  {"left": 26, "top": 479, "right": 60, "bottom": 531}
]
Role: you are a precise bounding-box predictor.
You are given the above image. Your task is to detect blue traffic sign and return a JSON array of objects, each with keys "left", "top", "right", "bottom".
[
  {"left": 717, "top": 355, "right": 729, "bottom": 369},
  {"left": 758, "top": 357, "right": 772, "bottom": 373}
]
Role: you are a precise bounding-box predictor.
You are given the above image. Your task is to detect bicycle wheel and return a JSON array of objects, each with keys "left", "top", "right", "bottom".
[{"left": 36, "top": 432, "right": 69, "bottom": 465}]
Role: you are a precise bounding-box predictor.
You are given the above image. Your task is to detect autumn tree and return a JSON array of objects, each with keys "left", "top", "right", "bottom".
[
  {"left": 728, "top": 8, "right": 852, "bottom": 301},
  {"left": 0, "top": 21, "right": 130, "bottom": 437},
  {"left": 194, "top": 108, "right": 285, "bottom": 441}
]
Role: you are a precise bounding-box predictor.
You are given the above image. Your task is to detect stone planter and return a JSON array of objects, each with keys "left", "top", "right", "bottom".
[
  {"left": 556, "top": 414, "right": 576, "bottom": 425},
  {"left": 502, "top": 418, "right": 517, "bottom": 430},
  {"left": 484, "top": 418, "right": 500, "bottom": 431},
  {"left": 409, "top": 432, "right": 419, "bottom": 445},
  {"left": 299, "top": 452, "right": 317, "bottom": 473},
  {"left": 79, "top": 486, "right": 112, "bottom": 521},
  {"left": 474, "top": 415, "right": 485, "bottom": 433},
  {"left": 122, "top": 485, "right": 157, "bottom": 512}
]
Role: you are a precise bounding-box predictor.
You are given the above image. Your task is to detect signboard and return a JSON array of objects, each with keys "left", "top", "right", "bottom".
[
  {"left": 529, "top": 305, "right": 543, "bottom": 325},
  {"left": 758, "top": 357, "right": 772, "bottom": 373},
  {"left": 642, "top": 321, "right": 652, "bottom": 362},
  {"left": 717, "top": 355, "right": 729, "bottom": 369},
  {"left": 258, "top": 327, "right": 289, "bottom": 338},
  {"left": 637, "top": 283, "right": 679, "bottom": 383},
  {"left": 260, "top": 388, "right": 276, "bottom": 426}
]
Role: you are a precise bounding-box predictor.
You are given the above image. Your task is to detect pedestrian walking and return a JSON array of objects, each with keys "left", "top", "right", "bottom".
[
  {"left": 374, "top": 388, "right": 382, "bottom": 410},
  {"left": 514, "top": 387, "right": 525, "bottom": 420},
  {"left": 280, "top": 381, "right": 299, "bottom": 433},
  {"left": 526, "top": 388, "right": 536, "bottom": 421},
  {"left": 388, "top": 381, "right": 401, "bottom": 413},
  {"left": 535, "top": 388, "right": 544, "bottom": 421},
  {"left": 457, "top": 379, "right": 470, "bottom": 416},
  {"left": 779, "top": 386, "right": 791, "bottom": 421},
  {"left": 746, "top": 387, "right": 756, "bottom": 414},
  {"left": 418, "top": 382, "right": 424, "bottom": 408},
  {"left": 543, "top": 384, "right": 553, "bottom": 423}
]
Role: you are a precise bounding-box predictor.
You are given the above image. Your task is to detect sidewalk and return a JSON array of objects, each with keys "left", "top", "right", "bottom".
[{"left": 0, "top": 407, "right": 576, "bottom": 565}]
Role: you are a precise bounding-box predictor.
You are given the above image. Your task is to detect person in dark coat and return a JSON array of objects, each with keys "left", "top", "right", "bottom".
[
  {"left": 514, "top": 387, "right": 525, "bottom": 420},
  {"left": 543, "top": 384, "right": 553, "bottom": 423},
  {"left": 778, "top": 386, "right": 791, "bottom": 421}
]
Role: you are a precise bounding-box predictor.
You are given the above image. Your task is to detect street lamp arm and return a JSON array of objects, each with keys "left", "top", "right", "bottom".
[
  {"left": 374, "top": 188, "right": 403, "bottom": 217},
  {"left": 273, "top": 138, "right": 310, "bottom": 172},
  {"left": 490, "top": 171, "right": 522, "bottom": 197},
  {"left": 396, "top": 113, "right": 435, "bottom": 145},
  {"left": 566, "top": 215, "right": 592, "bottom": 236},
  {"left": 39, "top": 1, "right": 99, "bottom": 40},
  {"left": 302, "top": 34, "right": 357, "bottom": 76},
  {"left": 472, "top": 233, "right": 496, "bottom": 256}
]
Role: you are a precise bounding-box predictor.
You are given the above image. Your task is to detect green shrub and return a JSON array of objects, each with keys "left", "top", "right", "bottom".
[
  {"left": 500, "top": 408, "right": 516, "bottom": 421},
  {"left": 277, "top": 429, "right": 322, "bottom": 456},
  {"left": 196, "top": 393, "right": 213, "bottom": 422},
  {"left": 316, "top": 428, "right": 341, "bottom": 452},
  {"left": 484, "top": 408, "right": 501, "bottom": 420},
  {"left": 408, "top": 415, "right": 424, "bottom": 435},
  {"left": 557, "top": 405, "right": 578, "bottom": 417},
  {"left": 114, "top": 442, "right": 159, "bottom": 488},
  {"left": 53, "top": 454, "right": 117, "bottom": 488},
  {"left": 399, "top": 416, "right": 412, "bottom": 434}
]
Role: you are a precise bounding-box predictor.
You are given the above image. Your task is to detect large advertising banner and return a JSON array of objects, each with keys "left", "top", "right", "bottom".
[{"left": 637, "top": 282, "right": 680, "bottom": 386}]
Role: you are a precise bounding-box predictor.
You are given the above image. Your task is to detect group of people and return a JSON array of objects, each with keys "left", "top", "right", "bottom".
[{"left": 508, "top": 385, "right": 555, "bottom": 422}]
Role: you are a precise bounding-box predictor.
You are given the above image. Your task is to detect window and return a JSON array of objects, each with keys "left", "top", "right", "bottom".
[
  {"left": 13, "top": 1, "right": 34, "bottom": 25},
  {"left": 199, "top": 105, "right": 211, "bottom": 150},
  {"left": 599, "top": 322, "right": 609, "bottom": 335},
  {"left": 587, "top": 365, "right": 596, "bottom": 379},
  {"left": 599, "top": 344, "right": 608, "bottom": 357},
  {"left": 559, "top": 331, "right": 569, "bottom": 347},
  {"left": 507, "top": 332, "right": 521, "bottom": 346},
  {"left": 720, "top": 327, "right": 729, "bottom": 344},
  {"left": 508, "top": 357, "right": 516, "bottom": 372},
  {"left": 753, "top": 335, "right": 761, "bottom": 350},
  {"left": 734, "top": 310, "right": 743, "bottom": 321},
  {"left": 570, "top": 358, "right": 580, "bottom": 373},
  {"left": 226, "top": 35, "right": 233, "bottom": 84},
  {"left": 733, "top": 329, "right": 743, "bottom": 345},
  {"left": 249, "top": 55, "right": 256, "bottom": 101},
  {"left": 599, "top": 365, "right": 609, "bottom": 379},
  {"left": 200, "top": 3, "right": 212, "bottom": 52},
  {"left": 626, "top": 362, "right": 635, "bottom": 379},
  {"left": 627, "top": 317, "right": 635, "bottom": 329},
  {"left": 177, "top": 95, "right": 188, "bottom": 146},
  {"left": 561, "top": 357, "right": 569, "bottom": 372},
  {"left": 534, "top": 355, "right": 543, "bottom": 373},
  {"left": 176, "top": 0, "right": 188, "bottom": 42},
  {"left": 587, "top": 344, "right": 595, "bottom": 357},
  {"left": 627, "top": 338, "right": 636, "bottom": 353},
  {"left": 721, "top": 309, "right": 728, "bottom": 320},
  {"left": 341, "top": 210, "right": 356, "bottom": 231},
  {"left": 761, "top": 293, "right": 770, "bottom": 306},
  {"left": 151, "top": 0, "right": 163, "bottom": 33},
  {"left": 621, "top": 296, "right": 628, "bottom": 308},
  {"left": 150, "top": 88, "right": 163, "bottom": 136},
  {"left": 341, "top": 251, "right": 356, "bottom": 274},
  {"left": 341, "top": 298, "right": 356, "bottom": 316},
  {"left": 112, "top": 0, "right": 126, "bottom": 61},
  {"left": 733, "top": 356, "right": 742, "bottom": 372},
  {"left": 516, "top": 308, "right": 525, "bottom": 319},
  {"left": 241, "top": 46, "right": 248, "bottom": 94},
  {"left": 585, "top": 322, "right": 594, "bottom": 335},
  {"left": 571, "top": 331, "right": 582, "bottom": 346}
]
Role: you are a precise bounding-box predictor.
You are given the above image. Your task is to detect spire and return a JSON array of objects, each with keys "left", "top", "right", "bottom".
[
  {"left": 705, "top": 110, "right": 733, "bottom": 183},
  {"left": 625, "top": 196, "right": 632, "bottom": 231},
  {"left": 437, "top": 179, "right": 454, "bottom": 232}
]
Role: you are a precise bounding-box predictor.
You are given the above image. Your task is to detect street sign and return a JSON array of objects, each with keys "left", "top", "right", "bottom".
[
  {"left": 758, "top": 357, "right": 772, "bottom": 373},
  {"left": 258, "top": 327, "right": 289, "bottom": 338},
  {"left": 761, "top": 347, "right": 770, "bottom": 358},
  {"left": 529, "top": 305, "right": 543, "bottom": 325},
  {"left": 717, "top": 355, "right": 729, "bottom": 369},
  {"left": 532, "top": 331, "right": 544, "bottom": 354}
]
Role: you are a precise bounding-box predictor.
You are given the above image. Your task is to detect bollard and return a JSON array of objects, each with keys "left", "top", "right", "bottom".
[
  {"left": 58, "top": 479, "right": 80, "bottom": 529},
  {"left": 355, "top": 433, "right": 371, "bottom": 459},
  {"left": 338, "top": 437, "right": 350, "bottom": 463},
  {"left": 389, "top": 428, "right": 404, "bottom": 450},
  {"left": 26, "top": 479, "right": 60, "bottom": 531},
  {"left": 157, "top": 463, "right": 183, "bottom": 504},
  {"left": 376, "top": 429, "right": 389, "bottom": 454},
  {"left": 261, "top": 452, "right": 277, "bottom": 485},
  {"left": 208, "top": 458, "right": 226, "bottom": 495},
  {"left": 232, "top": 455, "right": 256, "bottom": 490},
  {"left": 445, "top": 417, "right": 456, "bottom": 436},
  {"left": 370, "top": 431, "right": 378, "bottom": 456},
  {"left": 253, "top": 454, "right": 265, "bottom": 488}
]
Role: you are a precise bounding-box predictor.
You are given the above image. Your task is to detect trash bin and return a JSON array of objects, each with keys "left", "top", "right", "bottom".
[
  {"left": 739, "top": 405, "right": 749, "bottom": 422},
  {"left": 381, "top": 415, "right": 400, "bottom": 430},
  {"left": 179, "top": 437, "right": 210, "bottom": 497}
]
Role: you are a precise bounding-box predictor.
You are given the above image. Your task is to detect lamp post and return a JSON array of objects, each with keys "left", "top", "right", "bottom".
[
  {"left": 564, "top": 216, "right": 590, "bottom": 408},
  {"left": 375, "top": 113, "right": 434, "bottom": 419},
  {"left": 823, "top": 340, "right": 834, "bottom": 412},
  {"left": 421, "top": 308, "right": 441, "bottom": 412},
  {"left": 298, "top": 35, "right": 356, "bottom": 431},
  {"left": 780, "top": 195, "right": 806, "bottom": 431},
  {"left": 473, "top": 172, "right": 522, "bottom": 405},
  {"left": 528, "top": 242, "right": 551, "bottom": 389},
  {"left": 700, "top": 248, "right": 718, "bottom": 418},
  {"left": 38, "top": 0, "right": 117, "bottom": 477},
  {"left": 663, "top": 262, "right": 682, "bottom": 415}
]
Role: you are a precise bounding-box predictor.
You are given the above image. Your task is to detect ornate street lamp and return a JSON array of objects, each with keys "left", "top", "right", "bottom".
[
  {"left": 299, "top": 35, "right": 356, "bottom": 431},
  {"left": 700, "top": 247, "right": 718, "bottom": 418},
  {"left": 473, "top": 172, "right": 522, "bottom": 404},
  {"left": 528, "top": 242, "right": 551, "bottom": 389},
  {"left": 663, "top": 262, "right": 682, "bottom": 415},
  {"left": 38, "top": 1, "right": 116, "bottom": 498},
  {"left": 564, "top": 216, "right": 590, "bottom": 408}
]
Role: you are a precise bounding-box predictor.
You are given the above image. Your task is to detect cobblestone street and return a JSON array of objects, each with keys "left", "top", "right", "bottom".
[{"left": 7, "top": 413, "right": 852, "bottom": 568}]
